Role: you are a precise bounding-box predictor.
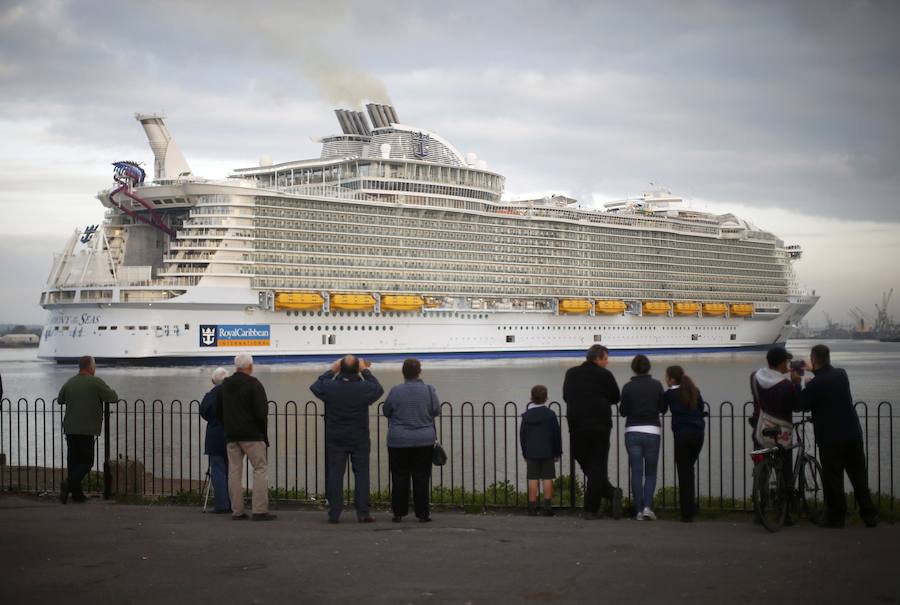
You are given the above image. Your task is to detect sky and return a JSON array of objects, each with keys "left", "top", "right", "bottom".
[{"left": 0, "top": 0, "right": 898, "bottom": 327}]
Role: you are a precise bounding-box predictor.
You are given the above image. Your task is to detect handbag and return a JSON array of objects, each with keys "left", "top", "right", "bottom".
[
  {"left": 432, "top": 441, "right": 447, "bottom": 466},
  {"left": 754, "top": 409, "right": 794, "bottom": 449}
]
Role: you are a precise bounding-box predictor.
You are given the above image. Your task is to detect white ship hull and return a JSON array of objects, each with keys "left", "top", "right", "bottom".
[{"left": 38, "top": 290, "right": 816, "bottom": 364}]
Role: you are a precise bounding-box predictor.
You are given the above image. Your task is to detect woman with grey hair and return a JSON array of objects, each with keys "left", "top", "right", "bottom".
[{"left": 199, "top": 367, "right": 230, "bottom": 513}]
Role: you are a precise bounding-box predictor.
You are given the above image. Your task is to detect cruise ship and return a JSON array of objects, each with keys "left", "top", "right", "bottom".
[{"left": 38, "top": 104, "right": 817, "bottom": 363}]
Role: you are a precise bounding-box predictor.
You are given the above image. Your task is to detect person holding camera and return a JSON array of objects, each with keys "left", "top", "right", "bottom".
[
  {"left": 311, "top": 355, "right": 384, "bottom": 524},
  {"left": 383, "top": 358, "right": 441, "bottom": 523},
  {"left": 796, "top": 344, "right": 878, "bottom": 528},
  {"left": 750, "top": 346, "right": 801, "bottom": 523}
]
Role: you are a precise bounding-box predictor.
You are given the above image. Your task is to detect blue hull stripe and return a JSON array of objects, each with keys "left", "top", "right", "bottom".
[{"left": 55, "top": 343, "right": 776, "bottom": 366}]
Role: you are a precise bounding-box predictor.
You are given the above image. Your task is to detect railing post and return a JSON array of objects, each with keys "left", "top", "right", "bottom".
[
  {"left": 103, "top": 401, "right": 111, "bottom": 500},
  {"left": 569, "top": 432, "right": 576, "bottom": 510}
]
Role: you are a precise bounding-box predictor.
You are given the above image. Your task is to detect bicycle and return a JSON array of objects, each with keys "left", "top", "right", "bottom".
[{"left": 751, "top": 418, "right": 825, "bottom": 532}]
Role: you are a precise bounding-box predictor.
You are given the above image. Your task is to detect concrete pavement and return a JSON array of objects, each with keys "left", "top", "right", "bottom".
[{"left": 0, "top": 493, "right": 897, "bottom": 604}]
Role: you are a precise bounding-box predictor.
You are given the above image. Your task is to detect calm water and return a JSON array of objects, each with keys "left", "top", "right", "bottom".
[{"left": 2, "top": 339, "right": 898, "bottom": 407}]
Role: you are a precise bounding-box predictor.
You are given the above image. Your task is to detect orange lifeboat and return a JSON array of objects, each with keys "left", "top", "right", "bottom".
[
  {"left": 381, "top": 295, "right": 425, "bottom": 312},
  {"left": 673, "top": 302, "right": 700, "bottom": 316},
  {"left": 702, "top": 303, "right": 727, "bottom": 317},
  {"left": 730, "top": 303, "right": 754, "bottom": 317},
  {"left": 275, "top": 292, "right": 324, "bottom": 311},
  {"left": 642, "top": 301, "right": 671, "bottom": 316},
  {"left": 331, "top": 293, "right": 377, "bottom": 311},
  {"left": 594, "top": 300, "right": 627, "bottom": 315},
  {"left": 559, "top": 299, "right": 593, "bottom": 314}
]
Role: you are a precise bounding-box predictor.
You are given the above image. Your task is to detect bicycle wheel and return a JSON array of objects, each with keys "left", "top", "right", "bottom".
[
  {"left": 753, "top": 458, "right": 787, "bottom": 532},
  {"left": 799, "top": 455, "right": 826, "bottom": 526}
]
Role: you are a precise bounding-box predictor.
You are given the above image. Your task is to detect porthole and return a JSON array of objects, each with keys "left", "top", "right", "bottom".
[{"left": 294, "top": 326, "right": 299, "bottom": 331}]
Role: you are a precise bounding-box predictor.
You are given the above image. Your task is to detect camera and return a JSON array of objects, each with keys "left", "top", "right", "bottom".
[{"left": 789, "top": 360, "right": 806, "bottom": 375}]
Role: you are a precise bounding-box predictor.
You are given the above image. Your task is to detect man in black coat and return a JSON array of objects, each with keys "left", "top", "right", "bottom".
[
  {"left": 563, "top": 345, "right": 623, "bottom": 519},
  {"left": 310, "top": 355, "right": 384, "bottom": 523},
  {"left": 796, "top": 344, "right": 878, "bottom": 528},
  {"left": 220, "top": 353, "right": 275, "bottom": 521}
]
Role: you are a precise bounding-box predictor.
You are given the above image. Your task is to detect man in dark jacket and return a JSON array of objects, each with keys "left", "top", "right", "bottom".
[
  {"left": 199, "top": 367, "right": 230, "bottom": 513},
  {"left": 562, "top": 345, "right": 623, "bottom": 519},
  {"left": 220, "top": 354, "right": 274, "bottom": 521},
  {"left": 796, "top": 344, "right": 878, "bottom": 528},
  {"left": 750, "top": 346, "right": 802, "bottom": 523},
  {"left": 310, "top": 355, "right": 384, "bottom": 523},
  {"left": 57, "top": 355, "right": 118, "bottom": 504},
  {"left": 520, "top": 385, "right": 562, "bottom": 516}
]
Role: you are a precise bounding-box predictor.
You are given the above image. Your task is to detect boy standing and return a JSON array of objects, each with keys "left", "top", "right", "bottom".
[{"left": 520, "top": 385, "right": 563, "bottom": 516}]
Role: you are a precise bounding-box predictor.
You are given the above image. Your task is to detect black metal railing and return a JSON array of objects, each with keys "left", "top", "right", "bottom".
[{"left": 0, "top": 398, "right": 895, "bottom": 511}]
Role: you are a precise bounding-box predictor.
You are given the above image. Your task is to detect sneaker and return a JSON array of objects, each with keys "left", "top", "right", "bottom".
[
  {"left": 59, "top": 480, "right": 68, "bottom": 505},
  {"left": 232, "top": 513, "right": 248, "bottom": 520},
  {"left": 251, "top": 513, "right": 277, "bottom": 522},
  {"left": 541, "top": 507, "right": 555, "bottom": 517},
  {"left": 418, "top": 516, "right": 433, "bottom": 523},
  {"left": 642, "top": 508, "right": 656, "bottom": 521},
  {"left": 635, "top": 512, "right": 645, "bottom": 521},
  {"left": 610, "top": 488, "right": 623, "bottom": 520}
]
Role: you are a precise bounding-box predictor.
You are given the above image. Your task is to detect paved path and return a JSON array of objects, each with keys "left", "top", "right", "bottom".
[{"left": 0, "top": 494, "right": 897, "bottom": 604}]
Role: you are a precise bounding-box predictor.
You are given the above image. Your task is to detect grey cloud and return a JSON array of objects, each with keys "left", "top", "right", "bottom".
[{"left": 0, "top": 0, "right": 898, "bottom": 224}]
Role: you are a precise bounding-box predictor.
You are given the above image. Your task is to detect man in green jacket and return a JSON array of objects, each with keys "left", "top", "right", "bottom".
[{"left": 57, "top": 355, "right": 118, "bottom": 503}]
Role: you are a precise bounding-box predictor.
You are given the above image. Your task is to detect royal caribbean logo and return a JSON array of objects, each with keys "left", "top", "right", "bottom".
[{"left": 199, "top": 324, "right": 271, "bottom": 348}]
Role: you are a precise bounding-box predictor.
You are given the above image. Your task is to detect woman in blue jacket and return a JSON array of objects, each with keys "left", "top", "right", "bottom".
[
  {"left": 664, "top": 365, "right": 706, "bottom": 522},
  {"left": 199, "top": 367, "right": 230, "bottom": 513}
]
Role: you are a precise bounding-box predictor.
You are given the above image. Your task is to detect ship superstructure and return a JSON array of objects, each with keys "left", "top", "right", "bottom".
[{"left": 38, "top": 104, "right": 817, "bottom": 363}]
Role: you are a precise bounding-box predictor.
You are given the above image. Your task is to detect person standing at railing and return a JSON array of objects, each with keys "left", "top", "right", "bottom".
[
  {"left": 664, "top": 366, "right": 706, "bottom": 523},
  {"left": 563, "top": 345, "right": 623, "bottom": 520},
  {"left": 519, "top": 385, "right": 562, "bottom": 517},
  {"left": 56, "top": 355, "right": 118, "bottom": 504},
  {"left": 383, "top": 358, "right": 441, "bottom": 523},
  {"left": 795, "top": 344, "right": 878, "bottom": 528},
  {"left": 220, "top": 354, "right": 275, "bottom": 522},
  {"left": 311, "top": 355, "right": 384, "bottom": 524},
  {"left": 199, "top": 367, "right": 230, "bottom": 514},
  {"left": 750, "top": 346, "right": 801, "bottom": 525},
  {"left": 620, "top": 355, "right": 666, "bottom": 521}
]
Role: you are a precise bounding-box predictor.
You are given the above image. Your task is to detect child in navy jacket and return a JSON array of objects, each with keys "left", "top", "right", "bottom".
[{"left": 520, "top": 385, "right": 563, "bottom": 516}]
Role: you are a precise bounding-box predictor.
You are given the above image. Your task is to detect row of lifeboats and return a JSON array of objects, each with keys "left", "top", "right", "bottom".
[
  {"left": 561, "top": 299, "right": 753, "bottom": 317},
  {"left": 275, "top": 292, "right": 431, "bottom": 312},
  {"left": 275, "top": 292, "right": 754, "bottom": 317}
]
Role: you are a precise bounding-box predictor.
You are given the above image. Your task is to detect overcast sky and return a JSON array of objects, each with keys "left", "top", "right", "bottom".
[{"left": 1, "top": 0, "right": 898, "bottom": 326}]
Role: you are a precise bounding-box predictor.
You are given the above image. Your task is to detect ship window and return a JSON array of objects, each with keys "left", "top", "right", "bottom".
[
  {"left": 110, "top": 326, "right": 118, "bottom": 331},
  {"left": 139, "top": 326, "right": 148, "bottom": 330},
  {"left": 730, "top": 334, "right": 737, "bottom": 341},
  {"left": 389, "top": 326, "right": 394, "bottom": 331},
  {"left": 506, "top": 335, "right": 515, "bottom": 343},
  {"left": 329, "top": 335, "right": 336, "bottom": 344},
  {"left": 339, "top": 326, "right": 344, "bottom": 331},
  {"left": 98, "top": 326, "right": 107, "bottom": 331},
  {"left": 125, "top": 326, "right": 135, "bottom": 330},
  {"left": 294, "top": 326, "right": 299, "bottom": 331},
  {"left": 302, "top": 326, "right": 307, "bottom": 331}
]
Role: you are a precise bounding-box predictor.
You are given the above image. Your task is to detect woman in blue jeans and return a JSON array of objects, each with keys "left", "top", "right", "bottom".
[{"left": 620, "top": 355, "right": 666, "bottom": 520}]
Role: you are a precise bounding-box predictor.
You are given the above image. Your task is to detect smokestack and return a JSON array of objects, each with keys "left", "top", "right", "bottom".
[
  {"left": 375, "top": 105, "right": 390, "bottom": 128},
  {"left": 334, "top": 109, "right": 353, "bottom": 134},
  {"left": 135, "top": 113, "right": 192, "bottom": 180},
  {"left": 366, "top": 103, "right": 385, "bottom": 128},
  {"left": 384, "top": 105, "right": 399, "bottom": 124},
  {"left": 351, "top": 111, "right": 370, "bottom": 136}
]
